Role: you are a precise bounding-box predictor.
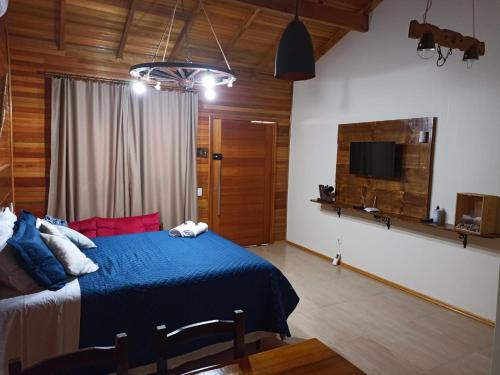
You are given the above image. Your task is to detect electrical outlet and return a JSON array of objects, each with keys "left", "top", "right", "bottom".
[{"left": 197, "top": 187, "right": 203, "bottom": 197}]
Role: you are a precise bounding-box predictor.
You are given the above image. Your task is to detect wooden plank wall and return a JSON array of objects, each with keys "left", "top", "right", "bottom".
[
  {"left": 335, "top": 118, "right": 436, "bottom": 220},
  {"left": 9, "top": 36, "right": 292, "bottom": 240},
  {"left": 0, "top": 19, "right": 13, "bottom": 207}
]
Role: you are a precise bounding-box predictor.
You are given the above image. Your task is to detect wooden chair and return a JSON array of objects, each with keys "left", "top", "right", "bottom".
[
  {"left": 156, "top": 310, "right": 245, "bottom": 375},
  {"left": 9, "top": 333, "right": 128, "bottom": 375}
]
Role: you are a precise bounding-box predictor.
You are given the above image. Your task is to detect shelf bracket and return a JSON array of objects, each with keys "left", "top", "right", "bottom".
[
  {"left": 374, "top": 215, "right": 391, "bottom": 230},
  {"left": 458, "top": 233, "right": 468, "bottom": 248},
  {"left": 384, "top": 217, "right": 391, "bottom": 230}
]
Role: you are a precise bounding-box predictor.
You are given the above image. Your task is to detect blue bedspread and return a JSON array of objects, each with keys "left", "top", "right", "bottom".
[{"left": 78, "top": 231, "right": 299, "bottom": 370}]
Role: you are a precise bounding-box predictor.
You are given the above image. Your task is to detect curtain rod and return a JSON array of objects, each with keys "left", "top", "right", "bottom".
[
  {"left": 40, "top": 71, "right": 193, "bottom": 93},
  {"left": 41, "top": 71, "right": 131, "bottom": 85}
]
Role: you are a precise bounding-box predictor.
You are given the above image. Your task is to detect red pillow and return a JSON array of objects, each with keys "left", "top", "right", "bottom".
[
  {"left": 96, "top": 212, "right": 160, "bottom": 237},
  {"left": 68, "top": 217, "right": 98, "bottom": 238}
]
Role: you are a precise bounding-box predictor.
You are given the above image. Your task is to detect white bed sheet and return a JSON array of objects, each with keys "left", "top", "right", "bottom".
[
  {"left": 0, "top": 281, "right": 277, "bottom": 375},
  {"left": 0, "top": 279, "right": 81, "bottom": 375}
]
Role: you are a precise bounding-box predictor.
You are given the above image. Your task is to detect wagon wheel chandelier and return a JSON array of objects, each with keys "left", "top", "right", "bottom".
[{"left": 129, "top": 0, "right": 236, "bottom": 100}]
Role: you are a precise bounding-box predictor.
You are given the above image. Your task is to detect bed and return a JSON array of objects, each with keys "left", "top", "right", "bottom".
[{"left": 0, "top": 230, "right": 299, "bottom": 373}]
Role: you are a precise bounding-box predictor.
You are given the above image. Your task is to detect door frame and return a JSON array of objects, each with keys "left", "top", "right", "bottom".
[{"left": 207, "top": 114, "right": 278, "bottom": 244}]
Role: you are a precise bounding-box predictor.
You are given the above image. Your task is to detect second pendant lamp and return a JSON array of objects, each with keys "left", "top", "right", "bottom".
[{"left": 275, "top": 0, "right": 315, "bottom": 81}]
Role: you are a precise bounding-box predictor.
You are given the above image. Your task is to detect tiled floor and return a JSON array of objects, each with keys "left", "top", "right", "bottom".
[{"left": 250, "top": 242, "right": 494, "bottom": 375}]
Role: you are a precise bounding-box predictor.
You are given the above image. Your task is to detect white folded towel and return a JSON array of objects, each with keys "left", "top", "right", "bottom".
[
  {"left": 169, "top": 221, "right": 196, "bottom": 237},
  {"left": 182, "top": 222, "right": 208, "bottom": 238}
]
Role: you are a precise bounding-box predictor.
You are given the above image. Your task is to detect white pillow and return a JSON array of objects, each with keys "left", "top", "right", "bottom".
[
  {"left": 0, "top": 243, "right": 42, "bottom": 293},
  {"left": 55, "top": 225, "right": 97, "bottom": 249},
  {"left": 0, "top": 221, "right": 12, "bottom": 240},
  {"left": 0, "top": 207, "right": 17, "bottom": 229},
  {"left": 38, "top": 219, "right": 64, "bottom": 236},
  {"left": 40, "top": 233, "right": 99, "bottom": 276}
]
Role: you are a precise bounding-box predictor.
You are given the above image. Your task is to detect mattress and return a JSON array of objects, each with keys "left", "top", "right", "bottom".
[{"left": 0, "top": 279, "right": 81, "bottom": 374}]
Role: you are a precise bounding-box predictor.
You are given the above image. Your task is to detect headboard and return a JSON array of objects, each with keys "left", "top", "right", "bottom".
[{"left": 335, "top": 117, "right": 436, "bottom": 220}]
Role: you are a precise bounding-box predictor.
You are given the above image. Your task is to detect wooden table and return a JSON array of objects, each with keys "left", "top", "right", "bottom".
[{"left": 187, "top": 338, "right": 364, "bottom": 374}]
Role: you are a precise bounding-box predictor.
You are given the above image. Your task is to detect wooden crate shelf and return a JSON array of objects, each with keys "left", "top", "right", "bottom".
[{"left": 455, "top": 193, "right": 498, "bottom": 235}]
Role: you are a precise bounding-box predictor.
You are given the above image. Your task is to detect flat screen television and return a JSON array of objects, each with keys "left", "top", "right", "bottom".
[{"left": 349, "top": 141, "right": 400, "bottom": 179}]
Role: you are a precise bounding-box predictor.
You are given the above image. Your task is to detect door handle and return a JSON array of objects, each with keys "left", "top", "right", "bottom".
[
  {"left": 213, "top": 153, "right": 223, "bottom": 216},
  {"left": 217, "top": 161, "right": 222, "bottom": 216}
]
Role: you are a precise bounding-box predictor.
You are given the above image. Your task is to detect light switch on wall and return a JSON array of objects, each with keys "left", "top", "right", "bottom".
[{"left": 197, "top": 187, "right": 203, "bottom": 197}]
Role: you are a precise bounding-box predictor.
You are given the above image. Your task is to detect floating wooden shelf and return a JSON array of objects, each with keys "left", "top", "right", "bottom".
[{"left": 310, "top": 199, "right": 500, "bottom": 248}]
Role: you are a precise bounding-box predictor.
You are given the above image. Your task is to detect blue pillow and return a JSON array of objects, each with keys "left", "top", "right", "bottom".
[
  {"left": 8, "top": 211, "right": 67, "bottom": 290},
  {"left": 17, "top": 210, "right": 37, "bottom": 226}
]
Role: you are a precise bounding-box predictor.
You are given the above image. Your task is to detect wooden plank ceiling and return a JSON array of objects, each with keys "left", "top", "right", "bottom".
[{"left": 7, "top": 0, "right": 380, "bottom": 75}]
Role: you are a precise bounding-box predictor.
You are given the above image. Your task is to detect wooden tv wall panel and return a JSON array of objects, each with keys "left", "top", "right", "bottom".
[{"left": 335, "top": 117, "right": 436, "bottom": 220}]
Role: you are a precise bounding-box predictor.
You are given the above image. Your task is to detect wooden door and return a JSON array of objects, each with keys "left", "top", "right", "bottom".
[{"left": 210, "top": 118, "right": 275, "bottom": 246}]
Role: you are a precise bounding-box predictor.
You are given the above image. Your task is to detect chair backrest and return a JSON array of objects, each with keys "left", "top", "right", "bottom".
[
  {"left": 9, "top": 333, "right": 128, "bottom": 375},
  {"left": 156, "top": 310, "right": 245, "bottom": 375}
]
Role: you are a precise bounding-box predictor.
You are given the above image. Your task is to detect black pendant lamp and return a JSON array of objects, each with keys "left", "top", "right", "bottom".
[{"left": 275, "top": 0, "right": 315, "bottom": 81}]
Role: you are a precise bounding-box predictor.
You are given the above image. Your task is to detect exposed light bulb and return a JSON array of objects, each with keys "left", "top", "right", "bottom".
[
  {"left": 417, "top": 48, "right": 436, "bottom": 60},
  {"left": 204, "top": 88, "right": 216, "bottom": 101},
  {"left": 465, "top": 59, "right": 475, "bottom": 69},
  {"left": 463, "top": 44, "right": 479, "bottom": 69},
  {"left": 154, "top": 82, "right": 161, "bottom": 91},
  {"left": 132, "top": 81, "right": 146, "bottom": 94},
  {"left": 417, "top": 32, "right": 436, "bottom": 60},
  {"left": 202, "top": 74, "right": 216, "bottom": 89}
]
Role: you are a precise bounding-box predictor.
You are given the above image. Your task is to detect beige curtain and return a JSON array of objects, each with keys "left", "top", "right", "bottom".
[
  {"left": 48, "top": 78, "right": 198, "bottom": 228},
  {"left": 127, "top": 90, "right": 198, "bottom": 227}
]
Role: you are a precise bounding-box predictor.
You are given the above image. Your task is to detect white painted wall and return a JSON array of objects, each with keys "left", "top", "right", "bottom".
[{"left": 287, "top": 0, "right": 500, "bottom": 321}]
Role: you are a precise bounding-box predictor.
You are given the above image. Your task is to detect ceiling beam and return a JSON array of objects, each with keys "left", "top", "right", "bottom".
[
  {"left": 57, "top": 0, "right": 66, "bottom": 50},
  {"left": 168, "top": 3, "right": 203, "bottom": 61},
  {"left": 117, "top": 0, "right": 139, "bottom": 58},
  {"left": 216, "top": 8, "right": 260, "bottom": 65},
  {"left": 229, "top": 0, "right": 369, "bottom": 32}
]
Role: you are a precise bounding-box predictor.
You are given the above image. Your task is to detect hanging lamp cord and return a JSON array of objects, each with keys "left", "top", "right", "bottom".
[
  {"left": 200, "top": 0, "right": 232, "bottom": 71},
  {"left": 181, "top": 0, "right": 193, "bottom": 63},
  {"left": 163, "top": 0, "right": 179, "bottom": 62},
  {"left": 153, "top": 0, "right": 179, "bottom": 62},
  {"left": 422, "top": 0, "right": 433, "bottom": 23},
  {"left": 472, "top": 0, "right": 476, "bottom": 37},
  {"left": 295, "top": 0, "right": 299, "bottom": 19}
]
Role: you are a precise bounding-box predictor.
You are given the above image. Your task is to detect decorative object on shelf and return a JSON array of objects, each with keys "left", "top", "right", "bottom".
[
  {"left": 364, "top": 195, "right": 379, "bottom": 213},
  {"left": 455, "top": 193, "right": 498, "bottom": 235},
  {"left": 431, "top": 205, "right": 445, "bottom": 224},
  {"left": 319, "top": 185, "right": 335, "bottom": 203},
  {"left": 129, "top": 0, "right": 236, "bottom": 99},
  {"left": 408, "top": 0, "right": 485, "bottom": 68},
  {"left": 275, "top": 0, "right": 315, "bottom": 81}
]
